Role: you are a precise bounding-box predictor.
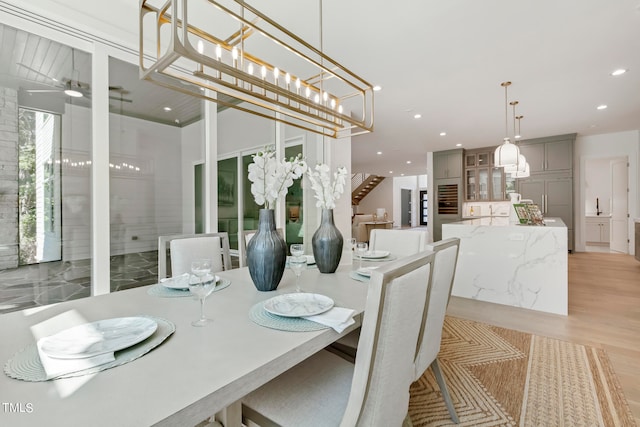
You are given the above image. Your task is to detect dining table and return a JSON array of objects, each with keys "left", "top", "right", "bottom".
[{"left": 0, "top": 265, "right": 369, "bottom": 427}]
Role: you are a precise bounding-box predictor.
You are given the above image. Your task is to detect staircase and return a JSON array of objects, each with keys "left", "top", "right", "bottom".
[{"left": 352, "top": 173, "right": 385, "bottom": 205}]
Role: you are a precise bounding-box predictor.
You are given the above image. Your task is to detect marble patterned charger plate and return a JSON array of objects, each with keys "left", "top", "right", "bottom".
[
  {"left": 263, "top": 293, "right": 334, "bottom": 318},
  {"left": 4, "top": 316, "right": 175, "bottom": 382},
  {"left": 357, "top": 250, "right": 390, "bottom": 259},
  {"left": 148, "top": 278, "right": 231, "bottom": 298},
  {"left": 161, "top": 273, "right": 220, "bottom": 290},
  {"left": 40, "top": 317, "right": 158, "bottom": 359}
]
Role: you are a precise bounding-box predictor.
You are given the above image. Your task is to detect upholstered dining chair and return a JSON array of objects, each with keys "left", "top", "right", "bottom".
[
  {"left": 157, "top": 232, "right": 232, "bottom": 281},
  {"left": 242, "top": 250, "right": 436, "bottom": 427},
  {"left": 329, "top": 228, "right": 430, "bottom": 359},
  {"left": 413, "top": 237, "right": 461, "bottom": 423},
  {"left": 368, "top": 228, "right": 429, "bottom": 259},
  {"left": 240, "top": 228, "right": 284, "bottom": 267}
]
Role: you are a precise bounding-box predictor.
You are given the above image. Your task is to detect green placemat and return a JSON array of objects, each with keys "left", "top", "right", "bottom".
[
  {"left": 4, "top": 316, "right": 175, "bottom": 382},
  {"left": 147, "top": 278, "right": 231, "bottom": 298},
  {"left": 249, "top": 301, "right": 328, "bottom": 332}
]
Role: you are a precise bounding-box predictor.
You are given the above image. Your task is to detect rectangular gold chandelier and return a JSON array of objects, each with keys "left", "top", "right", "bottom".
[{"left": 139, "top": 0, "right": 374, "bottom": 138}]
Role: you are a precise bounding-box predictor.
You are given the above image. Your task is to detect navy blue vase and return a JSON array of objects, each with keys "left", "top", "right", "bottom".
[
  {"left": 312, "top": 209, "right": 343, "bottom": 273},
  {"left": 247, "top": 209, "right": 287, "bottom": 291}
]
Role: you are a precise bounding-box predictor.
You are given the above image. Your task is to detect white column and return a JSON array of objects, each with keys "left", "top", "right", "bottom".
[
  {"left": 274, "top": 115, "right": 286, "bottom": 229},
  {"left": 204, "top": 94, "right": 218, "bottom": 232},
  {"left": 90, "top": 42, "right": 110, "bottom": 295},
  {"left": 324, "top": 133, "right": 352, "bottom": 264}
]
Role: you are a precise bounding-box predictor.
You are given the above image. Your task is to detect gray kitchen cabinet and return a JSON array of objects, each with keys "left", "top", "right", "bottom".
[
  {"left": 517, "top": 134, "right": 574, "bottom": 174},
  {"left": 518, "top": 175, "right": 574, "bottom": 251},
  {"left": 464, "top": 148, "right": 508, "bottom": 201},
  {"left": 434, "top": 149, "right": 463, "bottom": 179}
]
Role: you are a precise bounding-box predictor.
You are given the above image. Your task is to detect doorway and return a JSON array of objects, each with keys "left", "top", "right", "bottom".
[
  {"left": 584, "top": 156, "right": 629, "bottom": 253},
  {"left": 401, "top": 189, "right": 412, "bottom": 227},
  {"left": 18, "top": 108, "right": 62, "bottom": 265}
]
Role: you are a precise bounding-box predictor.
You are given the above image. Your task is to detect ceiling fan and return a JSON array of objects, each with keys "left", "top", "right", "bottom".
[{"left": 18, "top": 48, "right": 132, "bottom": 102}]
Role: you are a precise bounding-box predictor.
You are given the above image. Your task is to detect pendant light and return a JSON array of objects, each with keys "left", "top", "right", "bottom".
[
  {"left": 494, "top": 81, "right": 520, "bottom": 167},
  {"left": 509, "top": 111, "right": 530, "bottom": 178},
  {"left": 504, "top": 101, "right": 527, "bottom": 174}
]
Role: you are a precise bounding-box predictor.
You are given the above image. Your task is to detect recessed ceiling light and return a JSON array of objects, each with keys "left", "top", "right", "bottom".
[
  {"left": 455, "top": 143, "right": 462, "bottom": 147},
  {"left": 414, "top": 114, "right": 422, "bottom": 119},
  {"left": 163, "top": 106, "right": 172, "bottom": 112},
  {"left": 439, "top": 132, "right": 446, "bottom": 136},
  {"left": 389, "top": 170, "right": 393, "bottom": 174},
  {"left": 400, "top": 173, "right": 405, "bottom": 176},
  {"left": 597, "top": 104, "right": 608, "bottom": 110},
  {"left": 377, "top": 151, "right": 382, "bottom": 155},
  {"left": 373, "top": 85, "right": 382, "bottom": 91},
  {"left": 611, "top": 69, "right": 627, "bottom": 76},
  {"left": 406, "top": 160, "right": 412, "bottom": 164}
]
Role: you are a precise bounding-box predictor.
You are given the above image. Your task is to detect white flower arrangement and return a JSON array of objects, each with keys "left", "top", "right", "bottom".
[
  {"left": 307, "top": 164, "right": 348, "bottom": 209},
  {"left": 247, "top": 147, "right": 307, "bottom": 210}
]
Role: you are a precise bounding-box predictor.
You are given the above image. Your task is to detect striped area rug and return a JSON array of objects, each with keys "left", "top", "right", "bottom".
[{"left": 408, "top": 316, "right": 636, "bottom": 426}]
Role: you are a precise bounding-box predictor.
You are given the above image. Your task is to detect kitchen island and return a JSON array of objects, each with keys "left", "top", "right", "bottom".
[{"left": 442, "top": 217, "right": 568, "bottom": 315}]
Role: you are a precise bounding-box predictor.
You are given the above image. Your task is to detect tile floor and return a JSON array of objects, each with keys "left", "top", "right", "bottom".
[{"left": 0, "top": 251, "right": 158, "bottom": 315}]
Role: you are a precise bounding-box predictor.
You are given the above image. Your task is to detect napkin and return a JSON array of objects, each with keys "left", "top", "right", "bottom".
[
  {"left": 36, "top": 339, "right": 115, "bottom": 380},
  {"left": 303, "top": 307, "right": 356, "bottom": 333}
]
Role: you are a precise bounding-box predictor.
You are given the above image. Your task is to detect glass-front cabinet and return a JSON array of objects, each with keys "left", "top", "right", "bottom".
[{"left": 465, "top": 148, "right": 508, "bottom": 201}]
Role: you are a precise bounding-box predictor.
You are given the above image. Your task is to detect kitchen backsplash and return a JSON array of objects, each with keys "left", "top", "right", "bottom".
[{"left": 463, "top": 201, "right": 512, "bottom": 218}]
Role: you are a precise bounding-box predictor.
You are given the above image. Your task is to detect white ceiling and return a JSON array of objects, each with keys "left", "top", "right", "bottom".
[{"left": 4, "top": 0, "right": 640, "bottom": 176}]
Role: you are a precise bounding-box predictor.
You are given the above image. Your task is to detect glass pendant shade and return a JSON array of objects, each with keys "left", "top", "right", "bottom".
[
  {"left": 510, "top": 162, "right": 530, "bottom": 178},
  {"left": 504, "top": 154, "right": 527, "bottom": 173},
  {"left": 494, "top": 139, "right": 520, "bottom": 167}
]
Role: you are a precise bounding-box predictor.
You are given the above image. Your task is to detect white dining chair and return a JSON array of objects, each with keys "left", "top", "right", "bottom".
[
  {"left": 368, "top": 228, "right": 429, "bottom": 258},
  {"left": 157, "top": 232, "right": 232, "bottom": 280},
  {"left": 242, "top": 250, "right": 436, "bottom": 427},
  {"left": 414, "top": 237, "right": 461, "bottom": 423},
  {"left": 330, "top": 228, "right": 430, "bottom": 358},
  {"left": 240, "top": 228, "right": 284, "bottom": 267}
]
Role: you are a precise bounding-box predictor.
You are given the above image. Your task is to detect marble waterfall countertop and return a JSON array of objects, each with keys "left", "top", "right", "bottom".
[
  {"left": 451, "top": 216, "right": 567, "bottom": 227},
  {"left": 442, "top": 217, "right": 568, "bottom": 315}
]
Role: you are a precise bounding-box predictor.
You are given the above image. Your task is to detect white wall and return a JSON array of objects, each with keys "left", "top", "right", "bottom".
[
  {"left": 61, "top": 104, "right": 183, "bottom": 260},
  {"left": 584, "top": 157, "right": 618, "bottom": 216},
  {"left": 575, "top": 130, "right": 640, "bottom": 253},
  {"left": 356, "top": 178, "right": 394, "bottom": 222},
  {"left": 393, "top": 175, "right": 427, "bottom": 229}
]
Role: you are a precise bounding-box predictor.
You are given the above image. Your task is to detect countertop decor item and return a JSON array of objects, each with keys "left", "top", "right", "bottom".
[
  {"left": 307, "top": 164, "right": 347, "bottom": 273},
  {"left": 247, "top": 148, "right": 306, "bottom": 291}
]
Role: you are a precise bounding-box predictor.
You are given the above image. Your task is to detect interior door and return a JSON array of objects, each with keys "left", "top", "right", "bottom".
[
  {"left": 401, "top": 189, "right": 412, "bottom": 227},
  {"left": 610, "top": 159, "right": 629, "bottom": 253}
]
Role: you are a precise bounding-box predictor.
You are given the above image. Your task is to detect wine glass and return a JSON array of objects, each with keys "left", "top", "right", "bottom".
[
  {"left": 289, "top": 256, "right": 307, "bottom": 292},
  {"left": 355, "top": 242, "right": 368, "bottom": 271},
  {"left": 290, "top": 243, "right": 304, "bottom": 257},
  {"left": 189, "top": 258, "right": 215, "bottom": 327},
  {"left": 347, "top": 238, "right": 357, "bottom": 264}
]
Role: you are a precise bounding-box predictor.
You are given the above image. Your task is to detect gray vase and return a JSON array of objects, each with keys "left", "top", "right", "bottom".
[
  {"left": 247, "top": 209, "right": 287, "bottom": 291},
  {"left": 312, "top": 209, "right": 343, "bottom": 273}
]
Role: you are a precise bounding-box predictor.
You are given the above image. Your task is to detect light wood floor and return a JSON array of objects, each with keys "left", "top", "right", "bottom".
[{"left": 447, "top": 251, "right": 640, "bottom": 424}]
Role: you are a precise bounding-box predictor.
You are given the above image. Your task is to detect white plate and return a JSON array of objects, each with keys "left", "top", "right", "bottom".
[
  {"left": 358, "top": 250, "right": 390, "bottom": 259},
  {"left": 356, "top": 266, "right": 379, "bottom": 277},
  {"left": 263, "top": 293, "right": 334, "bottom": 318},
  {"left": 40, "top": 317, "right": 158, "bottom": 360},
  {"left": 161, "top": 273, "right": 219, "bottom": 290}
]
